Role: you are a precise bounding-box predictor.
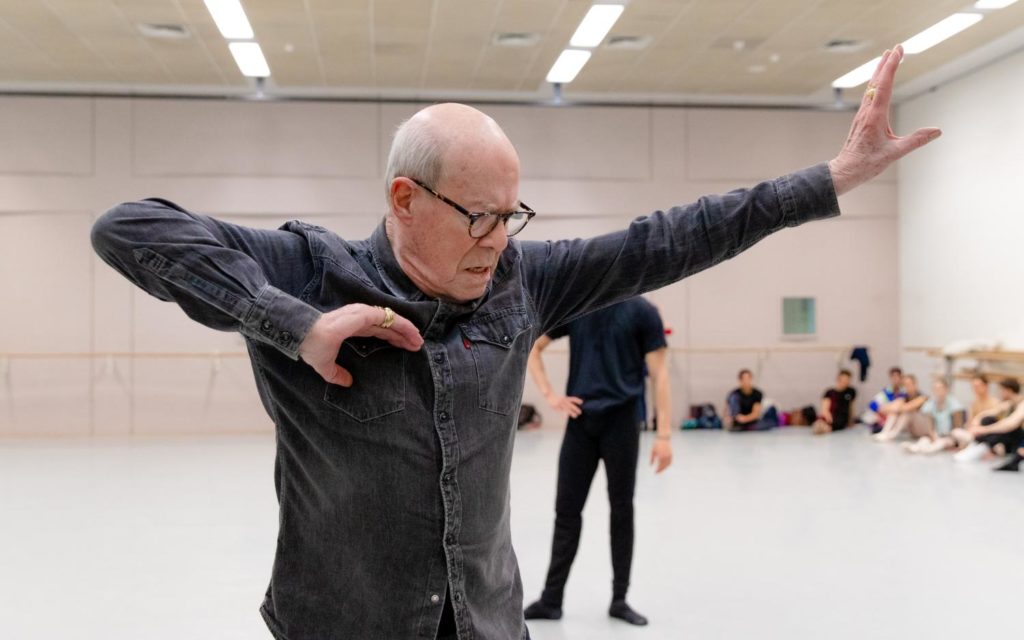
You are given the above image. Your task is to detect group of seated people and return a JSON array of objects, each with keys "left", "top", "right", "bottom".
[{"left": 721, "top": 366, "right": 1024, "bottom": 472}]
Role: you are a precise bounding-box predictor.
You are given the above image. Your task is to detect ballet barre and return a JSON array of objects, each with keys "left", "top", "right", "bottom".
[{"left": 904, "top": 346, "right": 1024, "bottom": 386}]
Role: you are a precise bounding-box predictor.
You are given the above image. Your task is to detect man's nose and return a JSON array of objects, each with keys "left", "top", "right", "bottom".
[{"left": 476, "top": 218, "right": 509, "bottom": 252}]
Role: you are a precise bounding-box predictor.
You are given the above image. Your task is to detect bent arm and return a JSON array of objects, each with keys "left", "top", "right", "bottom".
[
  {"left": 91, "top": 199, "right": 321, "bottom": 360},
  {"left": 819, "top": 397, "right": 832, "bottom": 420},
  {"left": 904, "top": 395, "right": 928, "bottom": 412},
  {"left": 521, "top": 164, "right": 839, "bottom": 333},
  {"left": 984, "top": 401, "right": 1024, "bottom": 434},
  {"left": 742, "top": 402, "right": 763, "bottom": 423},
  {"left": 971, "top": 402, "right": 1005, "bottom": 425},
  {"left": 526, "top": 335, "right": 556, "bottom": 399}
]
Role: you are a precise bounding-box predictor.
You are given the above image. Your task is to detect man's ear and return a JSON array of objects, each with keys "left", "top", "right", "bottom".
[{"left": 390, "top": 178, "right": 416, "bottom": 224}]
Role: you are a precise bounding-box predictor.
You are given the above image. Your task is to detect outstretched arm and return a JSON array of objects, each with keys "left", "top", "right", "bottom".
[{"left": 522, "top": 46, "right": 940, "bottom": 334}]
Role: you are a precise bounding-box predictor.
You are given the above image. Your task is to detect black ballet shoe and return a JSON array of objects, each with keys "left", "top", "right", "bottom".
[
  {"left": 524, "top": 599, "right": 562, "bottom": 620},
  {"left": 609, "top": 600, "right": 648, "bottom": 626},
  {"left": 994, "top": 453, "right": 1022, "bottom": 472}
]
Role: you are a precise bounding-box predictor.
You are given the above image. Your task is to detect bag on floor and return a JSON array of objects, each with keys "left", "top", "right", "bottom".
[
  {"left": 518, "top": 404, "right": 542, "bottom": 430},
  {"left": 686, "top": 403, "right": 722, "bottom": 430}
]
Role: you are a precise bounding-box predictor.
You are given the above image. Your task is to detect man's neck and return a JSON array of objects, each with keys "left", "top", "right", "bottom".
[{"left": 383, "top": 218, "right": 442, "bottom": 300}]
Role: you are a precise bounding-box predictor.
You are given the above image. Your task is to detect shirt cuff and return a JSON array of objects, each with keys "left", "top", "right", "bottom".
[
  {"left": 242, "top": 285, "right": 322, "bottom": 360},
  {"left": 775, "top": 162, "right": 842, "bottom": 227}
]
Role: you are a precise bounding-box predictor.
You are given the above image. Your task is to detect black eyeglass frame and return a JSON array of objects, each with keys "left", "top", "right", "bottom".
[{"left": 410, "top": 178, "right": 536, "bottom": 238}]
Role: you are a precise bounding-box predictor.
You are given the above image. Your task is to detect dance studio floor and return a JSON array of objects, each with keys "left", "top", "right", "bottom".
[{"left": 2, "top": 426, "right": 1020, "bottom": 639}]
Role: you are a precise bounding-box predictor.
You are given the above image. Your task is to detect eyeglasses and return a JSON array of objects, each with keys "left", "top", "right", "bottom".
[{"left": 411, "top": 178, "right": 536, "bottom": 238}]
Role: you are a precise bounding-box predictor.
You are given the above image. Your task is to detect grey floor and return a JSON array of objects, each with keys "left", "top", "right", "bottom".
[{"left": 1, "top": 426, "right": 1020, "bottom": 640}]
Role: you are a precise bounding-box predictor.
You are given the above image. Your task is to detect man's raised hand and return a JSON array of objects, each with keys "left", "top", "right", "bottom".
[{"left": 829, "top": 46, "right": 942, "bottom": 196}]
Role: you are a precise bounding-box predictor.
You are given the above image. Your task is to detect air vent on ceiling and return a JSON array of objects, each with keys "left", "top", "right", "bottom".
[
  {"left": 493, "top": 32, "right": 540, "bottom": 47},
  {"left": 824, "top": 39, "right": 867, "bottom": 53},
  {"left": 711, "top": 36, "right": 765, "bottom": 52},
  {"left": 137, "top": 23, "right": 191, "bottom": 40},
  {"left": 605, "top": 35, "right": 652, "bottom": 50}
]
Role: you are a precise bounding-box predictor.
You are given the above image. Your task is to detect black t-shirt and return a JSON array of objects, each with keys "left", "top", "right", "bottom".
[
  {"left": 730, "top": 387, "right": 764, "bottom": 423},
  {"left": 824, "top": 387, "right": 857, "bottom": 429},
  {"left": 547, "top": 297, "right": 667, "bottom": 413}
]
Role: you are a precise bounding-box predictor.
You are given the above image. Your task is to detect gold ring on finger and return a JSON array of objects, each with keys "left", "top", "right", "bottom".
[{"left": 378, "top": 306, "right": 396, "bottom": 330}]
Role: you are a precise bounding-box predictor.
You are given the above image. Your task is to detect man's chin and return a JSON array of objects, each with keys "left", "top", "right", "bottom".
[{"left": 447, "top": 282, "right": 489, "bottom": 304}]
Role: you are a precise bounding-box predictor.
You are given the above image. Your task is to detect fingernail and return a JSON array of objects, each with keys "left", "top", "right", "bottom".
[{"left": 930, "top": 129, "right": 942, "bottom": 139}]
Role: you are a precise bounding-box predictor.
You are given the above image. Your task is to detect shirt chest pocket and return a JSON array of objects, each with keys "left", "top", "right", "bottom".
[
  {"left": 322, "top": 338, "right": 406, "bottom": 422},
  {"left": 459, "top": 310, "right": 533, "bottom": 416}
]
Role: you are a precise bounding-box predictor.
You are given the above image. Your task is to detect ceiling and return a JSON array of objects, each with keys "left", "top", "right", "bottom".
[{"left": 1, "top": 0, "right": 1023, "bottom": 104}]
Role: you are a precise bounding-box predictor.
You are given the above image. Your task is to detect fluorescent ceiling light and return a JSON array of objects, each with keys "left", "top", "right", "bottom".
[
  {"left": 229, "top": 42, "right": 270, "bottom": 77},
  {"left": 902, "top": 13, "right": 983, "bottom": 54},
  {"left": 831, "top": 56, "right": 881, "bottom": 89},
  {"left": 974, "top": 0, "right": 1017, "bottom": 8},
  {"left": 570, "top": 4, "right": 625, "bottom": 48},
  {"left": 204, "top": 0, "right": 254, "bottom": 40},
  {"left": 546, "top": 49, "right": 592, "bottom": 83}
]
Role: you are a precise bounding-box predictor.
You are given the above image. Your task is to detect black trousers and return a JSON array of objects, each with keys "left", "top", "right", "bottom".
[
  {"left": 540, "top": 399, "right": 641, "bottom": 606},
  {"left": 978, "top": 426, "right": 1024, "bottom": 453}
]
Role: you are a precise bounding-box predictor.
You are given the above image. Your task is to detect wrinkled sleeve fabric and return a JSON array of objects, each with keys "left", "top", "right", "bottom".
[
  {"left": 521, "top": 163, "right": 839, "bottom": 334},
  {"left": 91, "top": 198, "right": 321, "bottom": 360}
]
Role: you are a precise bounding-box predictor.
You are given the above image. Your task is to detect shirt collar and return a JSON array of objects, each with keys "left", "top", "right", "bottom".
[
  {"left": 368, "top": 222, "right": 493, "bottom": 316},
  {"left": 370, "top": 222, "right": 427, "bottom": 302}
]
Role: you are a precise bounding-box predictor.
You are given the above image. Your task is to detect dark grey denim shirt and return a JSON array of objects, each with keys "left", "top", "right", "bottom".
[{"left": 91, "top": 163, "right": 839, "bottom": 640}]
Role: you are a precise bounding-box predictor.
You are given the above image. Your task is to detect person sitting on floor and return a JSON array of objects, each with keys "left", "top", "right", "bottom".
[
  {"left": 901, "top": 379, "right": 966, "bottom": 454},
  {"left": 968, "top": 374, "right": 999, "bottom": 423},
  {"left": 873, "top": 374, "right": 927, "bottom": 442},
  {"left": 945, "top": 374, "right": 1000, "bottom": 452},
  {"left": 812, "top": 369, "right": 857, "bottom": 435},
  {"left": 859, "top": 367, "right": 906, "bottom": 433},
  {"left": 724, "top": 369, "right": 768, "bottom": 432},
  {"left": 952, "top": 378, "right": 1024, "bottom": 467}
]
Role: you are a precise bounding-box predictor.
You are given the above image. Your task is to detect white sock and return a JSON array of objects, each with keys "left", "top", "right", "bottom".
[
  {"left": 921, "top": 438, "right": 949, "bottom": 454},
  {"left": 907, "top": 437, "right": 930, "bottom": 453},
  {"left": 953, "top": 442, "right": 988, "bottom": 463}
]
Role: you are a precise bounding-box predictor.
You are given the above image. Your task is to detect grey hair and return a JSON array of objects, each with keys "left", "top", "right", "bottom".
[{"left": 383, "top": 116, "right": 448, "bottom": 208}]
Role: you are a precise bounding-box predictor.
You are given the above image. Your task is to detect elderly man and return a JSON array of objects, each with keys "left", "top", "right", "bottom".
[{"left": 91, "top": 48, "right": 937, "bottom": 640}]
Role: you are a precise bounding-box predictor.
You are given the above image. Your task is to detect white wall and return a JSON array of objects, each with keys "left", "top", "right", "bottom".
[
  {"left": 0, "top": 96, "right": 898, "bottom": 436},
  {"left": 897, "top": 48, "right": 1024, "bottom": 390}
]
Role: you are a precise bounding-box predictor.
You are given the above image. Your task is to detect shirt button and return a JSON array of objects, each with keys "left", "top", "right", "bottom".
[
  {"left": 439, "top": 411, "right": 449, "bottom": 421},
  {"left": 446, "top": 534, "right": 455, "bottom": 545},
  {"left": 430, "top": 594, "right": 441, "bottom": 604},
  {"left": 433, "top": 353, "right": 443, "bottom": 363},
  {"left": 279, "top": 331, "right": 292, "bottom": 342},
  {"left": 454, "top": 591, "right": 462, "bottom": 602},
  {"left": 261, "top": 319, "right": 273, "bottom": 331},
  {"left": 502, "top": 335, "right": 511, "bottom": 344}
]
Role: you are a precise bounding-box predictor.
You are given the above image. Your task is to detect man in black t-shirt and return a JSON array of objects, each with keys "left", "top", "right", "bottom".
[
  {"left": 725, "top": 369, "right": 765, "bottom": 431},
  {"left": 523, "top": 297, "right": 673, "bottom": 626},
  {"left": 813, "top": 370, "right": 858, "bottom": 435}
]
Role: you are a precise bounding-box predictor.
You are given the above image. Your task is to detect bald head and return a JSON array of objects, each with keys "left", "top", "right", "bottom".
[
  {"left": 384, "top": 103, "right": 519, "bottom": 204},
  {"left": 382, "top": 103, "right": 522, "bottom": 303}
]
